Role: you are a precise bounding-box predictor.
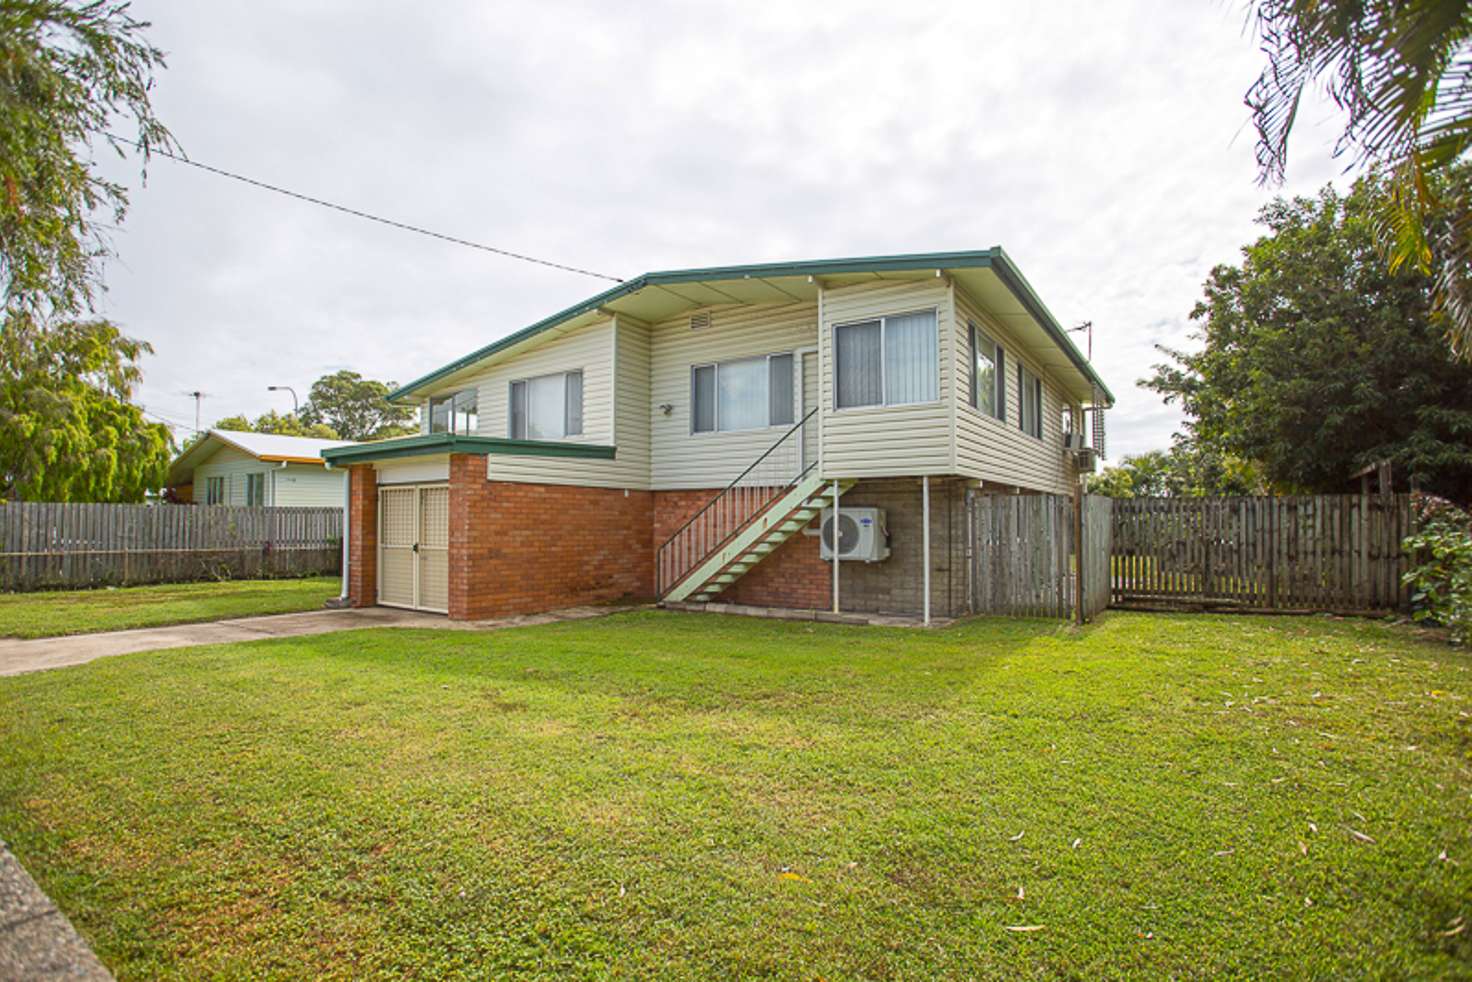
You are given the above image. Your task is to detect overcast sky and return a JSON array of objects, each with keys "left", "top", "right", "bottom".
[{"left": 98, "top": 0, "right": 1353, "bottom": 458}]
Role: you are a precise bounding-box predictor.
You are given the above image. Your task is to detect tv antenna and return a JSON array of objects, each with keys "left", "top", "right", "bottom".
[{"left": 180, "top": 390, "right": 211, "bottom": 432}]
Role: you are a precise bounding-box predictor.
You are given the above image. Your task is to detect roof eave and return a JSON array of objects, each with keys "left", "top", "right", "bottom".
[
  {"left": 321, "top": 432, "right": 617, "bottom": 466},
  {"left": 389, "top": 248, "right": 1114, "bottom": 407}
]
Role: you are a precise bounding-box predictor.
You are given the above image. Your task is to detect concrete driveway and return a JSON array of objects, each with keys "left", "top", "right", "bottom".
[{"left": 0, "top": 604, "right": 640, "bottom": 678}]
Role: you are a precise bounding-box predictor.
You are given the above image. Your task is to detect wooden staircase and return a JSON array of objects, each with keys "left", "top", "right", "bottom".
[{"left": 662, "top": 475, "right": 855, "bottom": 604}]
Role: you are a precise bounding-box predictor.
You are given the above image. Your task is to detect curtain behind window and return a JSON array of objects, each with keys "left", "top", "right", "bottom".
[
  {"left": 717, "top": 357, "right": 767, "bottom": 431},
  {"left": 526, "top": 374, "right": 565, "bottom": 439},
  {"left": 509, "top": 381, "right": 527, "bottom": 439},
  {"left": 884, "top": 311, "right": 937, "bottom": 404},
  {"left": 692, "top": 365, "right": 716, "bottom": 432},
  {"left": 564, "top": 371, "right": 583, "bottom": 436},
  {"left": 768, "top": 354, "right": 794, "bottom": 426},
  {"left": 836, "top": 321, "right": 882, "bottom": 408}
]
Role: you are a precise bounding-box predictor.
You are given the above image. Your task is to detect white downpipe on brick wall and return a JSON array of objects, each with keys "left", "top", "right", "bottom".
[
  {"left": 831, "top": 479, "right": 840, "bottom": 614},
  {"left": 337, "top": 466, "right": 350, "bottom": 601},
  {"left": 922, "top": 475, "right": 931, "bottom": 626}
]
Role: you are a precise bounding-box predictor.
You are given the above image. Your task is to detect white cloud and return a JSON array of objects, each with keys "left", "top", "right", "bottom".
[{"left": 100, "top": 0, "right": 1356, "bottom": 455}]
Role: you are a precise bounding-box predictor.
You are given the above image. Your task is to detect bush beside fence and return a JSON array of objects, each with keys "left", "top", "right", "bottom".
[{"left": 0, "top": 503, "right": 342, "bottom": 591}]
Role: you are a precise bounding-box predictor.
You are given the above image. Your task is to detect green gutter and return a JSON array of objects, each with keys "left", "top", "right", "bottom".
[
  {"left": 390, "top": 248, "right": 1114, "bottom": 406},
  {"left": 321, "top": 433, "right": 616, "bottom": 465}
]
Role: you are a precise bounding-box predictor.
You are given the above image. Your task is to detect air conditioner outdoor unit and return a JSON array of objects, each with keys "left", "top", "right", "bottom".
[
  {"left": 820, "top": 507, "right": 890, "bottom": 562},
  {"left": 1063, "top": 432, "right": 1089, "bottom": 451}
]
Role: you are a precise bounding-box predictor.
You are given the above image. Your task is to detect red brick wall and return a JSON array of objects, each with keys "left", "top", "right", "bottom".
[
  {"left": 653, "top": 488, "right": 831, "bottom": 610},
  {"left": 448, "top": 454, "right": 654, "bottom": 619},
  {"left": 347, "top": 465, "right": 377, "bottom": 607}
]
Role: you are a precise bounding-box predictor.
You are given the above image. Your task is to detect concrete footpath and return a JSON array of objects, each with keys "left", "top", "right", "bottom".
[
  {"left": 0, "top": 844, "right": 112, "bottom": 981},
  {"left": 0, "top": 604, "right": 639, "bottom": 678}
]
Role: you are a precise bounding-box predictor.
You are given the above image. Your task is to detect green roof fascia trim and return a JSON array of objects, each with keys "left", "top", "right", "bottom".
[
  {"left": 390, "top": 248, "right": 1113, "bottom": 405},
  {"left": 321, "top": 433, "right": 616, "bottom": 465}
]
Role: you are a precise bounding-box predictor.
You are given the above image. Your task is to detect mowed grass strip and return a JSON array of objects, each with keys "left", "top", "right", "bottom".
[
  {"left": 0, "top": 611, "right": 1468, "bottom": 978},
  {"left": 0, "top": 576, "right": 341, "bottom": 638}
]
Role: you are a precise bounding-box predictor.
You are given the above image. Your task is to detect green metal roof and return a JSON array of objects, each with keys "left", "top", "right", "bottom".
[
  {"left": 389, "top": 248, "right": 1114, "bottom": 405},
  {"left": 321, "top": 433, "right": 616, "bottom": 465}
]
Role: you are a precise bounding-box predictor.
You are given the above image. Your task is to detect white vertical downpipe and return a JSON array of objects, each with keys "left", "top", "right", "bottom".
[
  {"left": 337, "top": 465, "right": 350, "bottom": 602},
  {"left": 922, "top": 475, "right": 931, "bottom": 626},
  {"left": 831, "top": 479, "right": 840, "bottom": 614}
]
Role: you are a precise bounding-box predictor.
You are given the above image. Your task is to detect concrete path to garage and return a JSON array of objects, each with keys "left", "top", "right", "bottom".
[{"left": 0, "top": 604, "right": 642, "bottom": 678}]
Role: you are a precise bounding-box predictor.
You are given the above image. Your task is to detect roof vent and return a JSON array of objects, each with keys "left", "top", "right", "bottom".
[{"left": 690, "top": 312, "right": 711, "bottom": 331}]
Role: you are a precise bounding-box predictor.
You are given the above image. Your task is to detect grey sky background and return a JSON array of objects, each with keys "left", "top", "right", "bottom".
[{"left": 97, "top": 1, "right": 1354, "bottom": 458}]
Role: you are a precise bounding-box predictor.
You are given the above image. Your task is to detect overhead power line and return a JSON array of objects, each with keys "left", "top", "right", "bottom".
[{"left": 103, "top": 133, "right": 625, "bottom": 283}]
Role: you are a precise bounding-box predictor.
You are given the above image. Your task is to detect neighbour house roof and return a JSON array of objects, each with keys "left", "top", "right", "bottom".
[
  {"left": 320, "top": 432, "right": 616, "bottom": 466},
  {"left": 389, "top": 248, "right": 1115, "bottom": 407},
  {"left": 167, "top": 429, "right": 359, "bottom": 486}
]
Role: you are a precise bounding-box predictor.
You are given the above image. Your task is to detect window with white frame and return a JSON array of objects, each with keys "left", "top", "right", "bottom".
[
  {"left": 834, "top": 310, "right": 938, "bottom": 409},
  {"left": 967, "top": 321, "right": 1005, "bottom": 420},
  {"left": 429, "top": 388, "right": 479, "bottom": 435},
  {"left": 205, "top": 476, "right": 224, "bottom": 505},
  {"left": 691, "top": 353, "right": 794, "bottom": 433},
  {"left": 245, "top": 472, "right": 265, "bottom": 506},
  {"left": 509, "top": 370, "right": 583, "bottom": 440},
  {"left": 1017, "top": 364, "right": 1043, "bottom": 439}
]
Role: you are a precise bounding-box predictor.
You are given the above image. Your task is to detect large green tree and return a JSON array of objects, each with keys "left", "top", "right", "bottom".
[
  {"left": 0, "top": 0, "right": 174, "bottom": 502},
  {"left": 212, "top": 411, "right": 339, "bottom": 440},
  {"left": 0, "top": 316, "right": 169, "bottom": 499},
  {"left": 1146, "top": 176, "right": 1472, "bottom": 500},
  {"left": 300, "top": 370, "right": 416, "bottom": 441},
  {"left": 1247, "top": 0, "right": 1472, "bottom": 358}
]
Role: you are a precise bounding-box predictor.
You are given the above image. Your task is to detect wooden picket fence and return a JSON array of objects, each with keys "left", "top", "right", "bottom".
[
  {"left": 1109, "top": 494, "right": 1413, "bottom": 613},
  {"left": 970, "top": 493, "right": 1112, "bottom": 620},
  {"left": 0, "top": 503, "right": 343, "bottom": 591}
]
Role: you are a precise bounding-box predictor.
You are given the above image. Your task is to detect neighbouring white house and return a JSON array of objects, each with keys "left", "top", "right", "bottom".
[
  {"left": 323, "top": 249, "right": 1113, "bottom": 621},
  {"left": 166, "top": 430, "right": 358, "bottom": 507}
]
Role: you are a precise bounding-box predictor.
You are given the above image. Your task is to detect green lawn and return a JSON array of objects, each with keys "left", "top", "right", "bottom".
[
  {"left": 0, "top": 612, "right": 1468, "bottom": 978},
  {"left": 0, "top": 577, "right": 341, "bottom": 639}
]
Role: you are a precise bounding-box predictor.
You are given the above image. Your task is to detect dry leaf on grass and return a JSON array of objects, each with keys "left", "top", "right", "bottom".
[
  {"left": 1009, "top": 830, "right": 1025, "bottom": 842},
  {"left": 1005, "top": 925, "right": 1045, "bottom": 933},
  {"left": 1071, "top": 838, "right": 1082, "bottom": 850},
  {"left": 1347, "top": 828, "right": 1375, "bottom": 844},
  {"left": 1213, "top": 849, "right": 1234, "bottom": 857},
  {"left": 778, "top": 871, "right": 810, "bottom": 882}
]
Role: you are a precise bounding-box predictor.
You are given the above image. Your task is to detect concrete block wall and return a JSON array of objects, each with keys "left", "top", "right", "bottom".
[{"left": 835, "top": 477, "right": 970, "bottom": 618}]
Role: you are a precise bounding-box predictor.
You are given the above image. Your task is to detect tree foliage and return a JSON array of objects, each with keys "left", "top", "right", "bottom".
[
  {"left": 1086, "top": 447, "right": 1268, "bottom": 498},
  {"left": 300, "top": 370, "right": 416, "bottom": 441},
  {"left": 0, "top": 315, "right": 169, "bottom": 500},
  {"left": 1146, "top": 177, "right": 1472, "bottom": 501},
  {"left": 212, "top": 411, "right": 339, "bottom": 440},
  {"left": 1, "top": 0, "right": 173, "bottom": 317},
  {"left": 1247, "top": 0, "right": 1472, "bottom": 357},
  {"left": 0, "top": 0, "right": 174, "bottom": 501}
]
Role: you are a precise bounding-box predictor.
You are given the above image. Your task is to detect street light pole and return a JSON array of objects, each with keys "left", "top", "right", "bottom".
[{"left": 267, "top": 385, "right": 299, "bottom": 414}]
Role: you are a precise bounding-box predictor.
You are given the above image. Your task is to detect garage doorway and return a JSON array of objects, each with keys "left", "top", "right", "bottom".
[{"left": 377, "top": 483, "right": 449, "bottom": 613}]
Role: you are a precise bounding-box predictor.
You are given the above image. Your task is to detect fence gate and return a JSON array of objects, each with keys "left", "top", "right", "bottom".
[
  {"left": 970, "top": 493, "right": 1111, "bottom": 621},
  {"left": 1109, "top": 494, "right": 1412, "bottom": 613}
]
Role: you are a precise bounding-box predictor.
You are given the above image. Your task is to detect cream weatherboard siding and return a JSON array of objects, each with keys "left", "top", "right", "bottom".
[
  {"left": 649, "top": 301, "right": 817, "bottom": 490},
  {"left": 270, "top": 464, "right": 347, "bottom": 507},
  {"left": 609, "top": 316, "right": 653, "bottom": 488},
  {"left": 193, "top": 445, "right": 346, "bottom": 506},
  {"left": 818, "top": 278, "right": 955, "bottom": 478},
  {"left": 456, "top": 318, "right": 630, "bottom": 488},
  {"left": 192, "top": 446, "right": 266, "bottom": 506},
  {"left": 952, "top": 284, "right": 1077, "bottom": 495}
]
